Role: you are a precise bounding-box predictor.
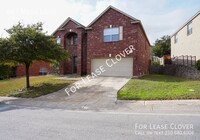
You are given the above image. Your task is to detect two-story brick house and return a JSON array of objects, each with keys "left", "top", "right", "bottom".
[{"left": 53, "top": 6, "right": 150, "bottom": 77}]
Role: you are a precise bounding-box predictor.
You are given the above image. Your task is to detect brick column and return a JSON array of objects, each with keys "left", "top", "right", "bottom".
[{"left": 77, "top": 31, "right": 82, "bottom": 75}]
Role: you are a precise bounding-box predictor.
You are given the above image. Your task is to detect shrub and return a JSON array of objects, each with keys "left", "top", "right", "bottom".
[
  {"left": 0, "top": 65, "right": 13, "bottom": 80},
  {"left": 196, "top": 59, "right": 200, "bottom": 70},
  {"left": 151, "top": 61, "right": 160, "bottom": 66}
]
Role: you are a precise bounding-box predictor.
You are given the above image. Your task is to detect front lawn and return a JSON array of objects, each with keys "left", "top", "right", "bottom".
[
  {"left": 118, "top": 74, "right": 200, "bottom": 100},
  {"left": 0, "top": 75, "right": 74, "bottom": 98}
]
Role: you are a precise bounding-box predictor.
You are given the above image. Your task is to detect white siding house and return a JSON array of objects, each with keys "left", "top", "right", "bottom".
[{"left": 171, "top": 11, "right": 200, "bottom": 60}]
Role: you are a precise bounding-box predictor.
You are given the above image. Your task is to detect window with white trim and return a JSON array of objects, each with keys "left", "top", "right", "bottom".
[
  {"left": 174, "top": 33, "right": 178, "bottom": 44},
  {"left": 39, "top": 67, "right": 47, "bottom": 75},
  {"left": 56, "top": 36, "right": 61, "bottom": 44},
  {"left": 103, "top": 27, "right": 123, "bottom": 42},
  {"left": 187, "top": 22, "right": 192, "bottom": 36}
]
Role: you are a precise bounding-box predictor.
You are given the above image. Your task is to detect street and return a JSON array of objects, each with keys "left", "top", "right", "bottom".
[{"left": 0, "top": 103, "right": 199, "bottom": 140}]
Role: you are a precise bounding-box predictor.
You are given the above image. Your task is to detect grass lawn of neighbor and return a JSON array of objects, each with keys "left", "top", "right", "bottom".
[
  {"left": 0, "top": 75, "right": 74, "bottom": 98},
  {"left": 118, "top": 74, "right": 200, "bottom": 100}
]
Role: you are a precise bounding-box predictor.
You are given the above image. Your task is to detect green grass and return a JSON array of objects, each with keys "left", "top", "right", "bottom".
[
  {"left": 0, "top": 75, "right": 74, "bottom": 98},
  {"left": 118, "top": 74, "right": 200, "bottom": 100}
]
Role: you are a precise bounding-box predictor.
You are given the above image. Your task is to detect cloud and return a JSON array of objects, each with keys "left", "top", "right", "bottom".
[
  {"left": 0, "top": 0, "right": 199, "bottom": 44},
  {"left": 0, "top": 0, "right": 92, "bottom": 36}
]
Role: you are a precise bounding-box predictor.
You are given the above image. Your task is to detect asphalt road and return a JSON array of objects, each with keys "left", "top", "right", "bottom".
[{"left": 0, "top": 104, "right": 199, "bottom": 140}]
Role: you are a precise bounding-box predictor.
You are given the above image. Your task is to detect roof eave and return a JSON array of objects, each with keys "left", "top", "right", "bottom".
[
  {"left": 171, "top": 10, "right": 200, "bottom": 38},
  {"left": 51, "top": 17, "right": 85, "bottom": 35},
  {"left": 87, "top": 5, "right": 139, "bottom": 28},
  {"left": 131, "top": 20, "right": 151, "bottom": 46}
]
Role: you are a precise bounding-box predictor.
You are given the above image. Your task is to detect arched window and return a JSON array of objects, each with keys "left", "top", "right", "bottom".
[{"left": 66, "top": 33, "right": 78, "bottom": 46}]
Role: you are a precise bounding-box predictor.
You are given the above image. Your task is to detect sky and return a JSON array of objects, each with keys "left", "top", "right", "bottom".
[{"left": 0, "top": 0, "right": 199, "bottom": 44}]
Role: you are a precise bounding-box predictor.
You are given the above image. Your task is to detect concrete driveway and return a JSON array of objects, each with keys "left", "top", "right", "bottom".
[{"left": 30, "top": 77, "right": 131, "bottom": 110}]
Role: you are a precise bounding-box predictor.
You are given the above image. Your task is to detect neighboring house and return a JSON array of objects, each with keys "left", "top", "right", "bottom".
[
  {"left": 171, "top": 11, "right": 200, "bottom": 60},
  {"left": 53, "top": 6, "right": 150, "bottom": 77}
]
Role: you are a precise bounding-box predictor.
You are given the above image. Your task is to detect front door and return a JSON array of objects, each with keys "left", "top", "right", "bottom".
[{"left": 73, "top": 56, "right": 77, "bottom": 73}]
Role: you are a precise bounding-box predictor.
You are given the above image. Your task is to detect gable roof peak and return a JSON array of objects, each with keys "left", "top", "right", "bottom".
[
  {"left": 87, "top": 5, "right": 139, "bottom": 27},
  {"left": 171, "top": 10, "right": 200, "bottom": 37},
  {"left": 52, "top": 17, "right": 85, "bottom": 35}
]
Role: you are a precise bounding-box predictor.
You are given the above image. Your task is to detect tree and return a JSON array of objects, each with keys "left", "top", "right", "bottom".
[
  {"left": 5, "top": 22, "right": 69, "bottom": 88},
  {"left": 0, "top": 38, "right": 12, "bottom": 62},
  {"left": 152, "top": 35, "right": 171, "bottom": 57},
  {"left": 0, "top": 38, "right": 14, "bottom": 79}
]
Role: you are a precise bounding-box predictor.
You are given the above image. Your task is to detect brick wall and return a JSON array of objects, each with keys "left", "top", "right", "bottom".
[
  {"left": 86, "top": 8, "right": 150, "bottom": 76},
  {"left": 16, "top": 61, "right": 51, "bottom": 77},
  {"left": 52, "top": 7, "right": 150, "bottom": 77},
  {"left": 136, "top": 24, "right": 151, "bottom": 75},
  {"left": 54, "top": 21, "right": 86, "bottom": 75}
]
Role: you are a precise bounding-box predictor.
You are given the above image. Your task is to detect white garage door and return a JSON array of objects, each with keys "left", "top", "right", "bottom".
[{"left": 91, "top": 58, "right": 133, "bottom": 77}]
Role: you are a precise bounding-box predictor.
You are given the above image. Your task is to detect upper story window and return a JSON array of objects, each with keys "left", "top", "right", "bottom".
[
  {"left": 174, "top": 33, "right": 178, "bottom": 44},
  {"left": 71, "top": 34, "right": 78, "bottom": 45},
  {"left": 66, "top": 33, "right": 78, "bottom": 46},
  {"left": 187, "top": 22, "right": 192, "bottom": 36},
  {"left": 56, "top": 36, "right": 61, "bottom": 44},
  {"left": 103, "top": 27, "right": 123, "bottom": 42},
  {"left": 104, "top": 27, "right": 119, "bottom": 42}
]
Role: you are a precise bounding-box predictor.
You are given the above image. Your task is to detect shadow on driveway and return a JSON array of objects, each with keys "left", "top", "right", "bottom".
[{"left": 0, "top": 77, "right": 131, "bottom": 111}]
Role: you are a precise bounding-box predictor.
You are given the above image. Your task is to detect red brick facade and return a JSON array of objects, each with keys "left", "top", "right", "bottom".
[
  {"left": 15, "top": 6, "right": 150, "bottom": 77},
  {"left": 16, "top": 61, "right": 51, "bottom": 77},
  {"left": 53, "top": 6, "right": 150, "bottom": 77},
  {"left": 86, "top": 8, "right": 150, "bottom": 76},
  {"left": 54, "top": 20, "right": 87, "bottom": 75}
]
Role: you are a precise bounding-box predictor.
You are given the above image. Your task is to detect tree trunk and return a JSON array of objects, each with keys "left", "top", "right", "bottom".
[{"left": 25, "top": 63, "right": 30, "bottom": 88}]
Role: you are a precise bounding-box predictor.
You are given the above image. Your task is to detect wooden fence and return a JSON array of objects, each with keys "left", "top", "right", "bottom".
[{"left": 151, "top": 56, "right": 164, "bottom": 65}]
